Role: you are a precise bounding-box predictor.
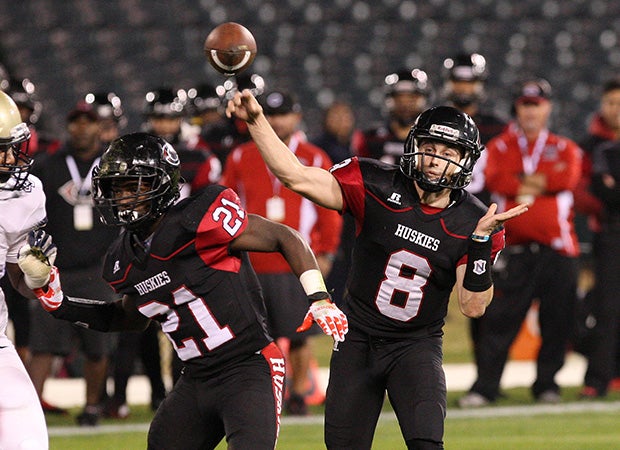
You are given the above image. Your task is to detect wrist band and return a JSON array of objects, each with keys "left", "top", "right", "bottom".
[
  {"left": 299, "top": 269, "right": 327, "bottom": 296},
  {"left": 463, "top": 238, "right": 493, "bottom": 292},
  {"left": 307, "top": 291, "right": 331, "bottom": 305},
  {"left": 470, "top": 233, "right": 490, "bottom": 242}
]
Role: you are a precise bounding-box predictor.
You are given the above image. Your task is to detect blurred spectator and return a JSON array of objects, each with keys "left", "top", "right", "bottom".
[
  {"left": 311, "top": 100, "right": 361, "bottom": 306},
  {"left": 442, "top": 53, "right": 507, "bottom": 205},
  {"left": 573, "top": 78, "right": 620, "bottom": 360},
  {"left": 142, "top": 86, "right": 221, "bottom": 198},
  {"left": 84, "top": 91, "right": 127, "bottom": 145},
  {"left": 222, "top": 89, "right": 342, "bottom": 415},
  {"left": 7, "top": 77, "right": 60, "bottom": 156},
  {"left": 354, "top": 68, "right": 432, "bottom": 164},
  {"left": 187, "top": 82, "right": 224, "bottom": 133},
  {"left": 28, "top": 101, "right": 118, "bottom": 425},
  {"left": 459, "top": 78, "right": 582, "bottom": 407},
  {"left": 580, "top": 138, "right": 620, "bottom": 398},
  {"left": 193, "top": 73, "right": 266, "bottom": 174},
  {"left": 574, "top": 78, "right": 620, "bottom": 247},
  {"left": 312, "top": 100, "right": 362, "bottom": 164}
]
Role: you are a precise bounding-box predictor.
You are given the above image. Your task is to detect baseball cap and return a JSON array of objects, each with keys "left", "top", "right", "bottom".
[
  {"left": 67, "top": 100, "right": 99, "bottom": 122},
  {"left": 260, "top": 90, "right": 301, "bottom": 115},
  {"left": 515, "top": 79, "right": 552, "bottom": 105}
]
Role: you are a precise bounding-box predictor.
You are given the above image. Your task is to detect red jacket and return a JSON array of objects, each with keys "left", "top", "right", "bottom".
[
  {"left": 221, "top": 136, "right": 343, "bottom": 273},
  {"left": 484, "top": 123, "right": 582, "bottom": 257}
]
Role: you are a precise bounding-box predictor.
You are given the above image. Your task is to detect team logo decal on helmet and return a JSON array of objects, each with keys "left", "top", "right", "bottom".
[
  {"left": 429, "top": 124, "right": 460, "bottom": 140},
  {"left": 161, "top": 142, "right": 180, "bottom": 166}
]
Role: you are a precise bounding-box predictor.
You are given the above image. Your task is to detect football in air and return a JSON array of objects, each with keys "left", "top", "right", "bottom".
[{"left": 204, "top": 22, "right": 257, "bottom": 76}]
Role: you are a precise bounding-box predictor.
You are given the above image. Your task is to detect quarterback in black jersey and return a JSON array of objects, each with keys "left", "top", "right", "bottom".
[
  {"left": 19, "top": 133, "right": 347, "bottom": 450},
  {"left": 228, "top": 93, "right": 528, "bottom": 450}
]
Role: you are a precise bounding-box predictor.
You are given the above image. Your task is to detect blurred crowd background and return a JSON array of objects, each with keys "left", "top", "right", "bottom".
[{"left": 0, "top": 0, "right": 619, "bottom": 141}]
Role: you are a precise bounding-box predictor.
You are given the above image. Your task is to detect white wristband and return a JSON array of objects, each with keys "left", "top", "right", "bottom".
[{"left": 299, "top": 269, "right": 327, "bottom": 295}]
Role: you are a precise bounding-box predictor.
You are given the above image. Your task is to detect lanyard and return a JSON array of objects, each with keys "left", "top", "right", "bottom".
[
  {"left": 66, "top": 155, "right": 100, "bottom": 196},
  {"left": 267, "top": 135, "right": 299, "bottom": 196},
  {"left": 517, "top": 129, "right": 548, "bottom": 175}
]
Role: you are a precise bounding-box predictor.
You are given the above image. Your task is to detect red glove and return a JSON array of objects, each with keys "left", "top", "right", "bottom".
[
  {"left": 297, "top": 298, "right": 348, "bottom": 342},
  {"left": 33, "top": 266, "right": 64, "bottom": 312}
]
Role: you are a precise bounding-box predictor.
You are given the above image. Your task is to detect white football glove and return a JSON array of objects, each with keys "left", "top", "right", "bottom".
[
  {"left": 297, "top": 297, "right": 349, "bottom": 342},
  {"left": 17, "top": 229, "right": 58, "bottom": 289}
]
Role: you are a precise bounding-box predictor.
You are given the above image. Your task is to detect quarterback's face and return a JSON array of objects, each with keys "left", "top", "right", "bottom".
[{"left": 416, "top": 140, "right": 463, "bottom": 182}]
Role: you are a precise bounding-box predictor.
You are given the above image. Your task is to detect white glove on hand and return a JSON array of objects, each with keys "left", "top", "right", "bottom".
[
  {"left": 33, "top": 266, "right": 64, "bottom": 312},
  {"left": 297, "top": 298, "right": 349, "bottom": 342},
  {"left": 17, "top": 229, "right": 57, "bottom": 289}
]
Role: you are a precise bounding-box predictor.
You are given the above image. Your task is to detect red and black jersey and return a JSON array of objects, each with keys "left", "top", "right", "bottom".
[
  {"left": 330, "top": 157, "right": 504, "bottom": 338},
  {"left": 102, "top": 185, "right": 271, "bottom": 378}
]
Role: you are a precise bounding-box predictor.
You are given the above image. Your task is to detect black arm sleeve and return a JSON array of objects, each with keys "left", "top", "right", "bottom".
[{"left": 50, "top": 296, "right": 120, "bottom": 332}]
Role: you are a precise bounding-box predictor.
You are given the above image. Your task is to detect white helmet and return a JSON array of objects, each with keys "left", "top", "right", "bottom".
[{"left": 0, "top": 90, "right": 32, "bottom": 191}]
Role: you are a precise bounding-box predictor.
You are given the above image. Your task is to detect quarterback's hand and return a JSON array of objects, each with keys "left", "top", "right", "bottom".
[
  {"left": 226, "top": 89, "right": 263, "bottom": 124},
  {"left": 17, "top": 229, "right": 58, "bottom": 289},
  {"left": 297, "top": 298, "right": 348, "bottom": 342},
  {"left": 33, "top": 266, "right": 64, "bottom": 312}
]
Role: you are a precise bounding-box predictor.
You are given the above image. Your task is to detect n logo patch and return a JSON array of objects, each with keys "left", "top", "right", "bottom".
[{"left": 472, "top": 259, "right": 487, "bottom": 275}]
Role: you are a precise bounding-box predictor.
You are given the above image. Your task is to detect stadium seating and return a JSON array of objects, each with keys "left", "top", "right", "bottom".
[{"left": 0, "top": 0, "right": 618, "bottom": 141}]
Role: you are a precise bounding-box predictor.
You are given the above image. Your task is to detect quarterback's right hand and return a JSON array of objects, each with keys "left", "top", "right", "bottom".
[
  {"left": 33, "top": 266, "right": 64, "bottom": 312},
  {"left": 18, "top": 229, "right": 57, "bottom": 289}
]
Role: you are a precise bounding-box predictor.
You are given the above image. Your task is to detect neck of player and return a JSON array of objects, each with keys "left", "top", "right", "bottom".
[{"left": 415, "top": 183, "right": 452, "bottom": 209}]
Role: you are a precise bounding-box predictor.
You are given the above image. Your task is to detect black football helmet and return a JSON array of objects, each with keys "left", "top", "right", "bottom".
[
  {"left": 401, "top": 106, "right": 483, "bottom": 192},
  {"left": 187, "top": 83, "right": 222, "bottom": 115},
  {"left": 0, "top": 90, "right": 32, "bottom": 191},
  {"left": 85, "top": 91, "right": 127, "bottom": 127},
  {"left": 442, "top": 53, "right": 488, "bottom": 107},
  {"left": 219, "top": 73, "right": 266, "bottom": 101},
  {"left": 92, "top": 133, "right": 181, "bottom": 231},
  {"left": 384, "top": 68, "right": 432, "bottom": 98},
  {"left": 143, "top": 87, "right": 187, "bottom": 118},
  {"left": 384, "top": 68, "right": 433, "bottom": 125}
]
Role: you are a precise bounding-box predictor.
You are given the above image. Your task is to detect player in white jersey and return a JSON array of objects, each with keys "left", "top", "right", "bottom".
[{"left": 0, "top": 90, "right": 49, "bottom": 449}]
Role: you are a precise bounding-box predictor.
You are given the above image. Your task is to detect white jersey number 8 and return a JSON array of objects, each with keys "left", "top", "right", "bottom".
[{"left": 375, "top": 249, "right": 431, "bottom": 321}]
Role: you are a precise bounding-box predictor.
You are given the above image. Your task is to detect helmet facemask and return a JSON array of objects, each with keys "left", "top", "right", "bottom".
[
  {"left": 0, "top": 122, "right": 33, "bottom": 191},
  {"left": 400, "top": 106, "right": 482, "bottom": 192},
  {"left": 92, "top": 133, "right": 181, "bottom": 233},
  {"left": 401, "top": 136, "right": 474, "bottom": 192},
  {"left": 93, "top": 172, "right": 160, "bottom": 229}
]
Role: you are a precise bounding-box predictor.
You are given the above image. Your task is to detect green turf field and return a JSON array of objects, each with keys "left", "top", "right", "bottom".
[
  {"left": 47, "top": 293, "right": 620, "bottom": 449},
  {"left": 48, "top": 399, "right": 620, "bottom": 449}
]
